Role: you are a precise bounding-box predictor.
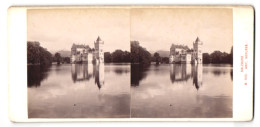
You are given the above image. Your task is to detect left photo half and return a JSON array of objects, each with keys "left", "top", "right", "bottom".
[{"left": 27, "top": 8, "right": 131, "bottom": 118}]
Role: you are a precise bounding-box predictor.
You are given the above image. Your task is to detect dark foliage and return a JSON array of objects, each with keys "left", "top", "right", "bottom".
[
  {"left": 153, "top": 52, "right": 161, "bottom": 64},
  {"left": 104, "top": 50, "right": 130, "bottom": 63},
  {"left": 54, "top": 53, "right": 62, "bottom": 64},
  {"left": 63, "top": 57, "right": 71, "bottom": 63},
  {"left": 131, "top": 64, "right": 149, "bottom": 86},
  {"left": 130, "top": 41, "right": 151, "bottom": 65},
  {"left": 203, "top": 47, "right": 233, "bottom": 64},
  {"left": 27, "top": 41, "right": 52, "bottom": 65},
  {"left": 161, "top": 57, "right": 169, "bottom": 64},
  {"left": 27, "top": 65, "right": 50, "bottom": 87},
  {"left": 104, "top": 52, "right": 112, "bottom": 63}
]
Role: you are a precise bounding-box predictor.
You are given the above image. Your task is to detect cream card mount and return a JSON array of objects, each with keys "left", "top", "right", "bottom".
[{"left": 8, "top": 5, "right": 254, "bottom": 122}]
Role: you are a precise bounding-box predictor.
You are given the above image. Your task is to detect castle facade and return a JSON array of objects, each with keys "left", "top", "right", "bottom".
[
  {"left": 71, "top": 36, "right": 104, "bottom": 64},
  {"left": 169, "top": 37, "right": 203, "bottom": 64}
]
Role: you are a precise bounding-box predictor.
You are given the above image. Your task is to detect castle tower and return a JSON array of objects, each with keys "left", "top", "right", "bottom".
[
  {"left": 193, "top": 37, "right": 203, "bottom": 64},
  {"left": 94, "top": 36, "right": 104, "bottom": 63}
]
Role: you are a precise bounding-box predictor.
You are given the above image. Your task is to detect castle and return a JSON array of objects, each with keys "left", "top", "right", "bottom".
[
  {"left": 169, "top": 37, "right": 203, "bottom": 64},
  {"left": 71, "top": 36, "right": 104, "bottom": 64}
]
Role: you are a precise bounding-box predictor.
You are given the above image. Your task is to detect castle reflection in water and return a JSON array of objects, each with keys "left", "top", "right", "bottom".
[
  {"left": 71, "top": 63, "right": 203, "bottom": 90},
  {"left": 71, "top": 64, "right": 104, "bottom": 89},
  {"left": 170, "top": 64, "right": 202, "bottom": 90}
]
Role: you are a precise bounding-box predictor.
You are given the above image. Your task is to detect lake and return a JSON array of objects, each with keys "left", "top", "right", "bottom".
[
  {"left": 131, "top": 64, "right": 233, "bottom": 118},
  {"left": 28, "top": 63, "right": 131, "bottom": 118},
  {"left": 28, "top": 63, "right": 232, "bottom": 118}
]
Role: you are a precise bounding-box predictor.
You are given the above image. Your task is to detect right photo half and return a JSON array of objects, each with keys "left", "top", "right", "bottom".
[{"left": 130, "top": 8, "right": 233, "bottom": 118}]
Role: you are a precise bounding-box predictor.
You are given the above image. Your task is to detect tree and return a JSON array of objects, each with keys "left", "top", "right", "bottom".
[
  {"left": 27, "top": 41, "right": 52, "bottom": 65},
  {"left": 110, "top": 50, "right": 131, "bottom": 63},
  {"left": 203, "top": 49, "right": 232, "bottom": 64},
  {"left": 153, "top": 52, "right": 161, "bottom": 64},
  {"left": 104, "top": 50, "right": 131, "bottom": 63},
  {"left": 63, "top": 57, "right": 71, "bottom": 63},
  {"left": 112, "top": 50, "right": 124, "bottom": 62},
  {"left": 104, "top": 52, "right": 112, "bottom": 63},
  {"left": 54, "top": 53, "right": 62, "bottom": 64},
  {"left": 39, "top": 47, "right": 52, "bottom": 65},
  {"left": 122, "top": 51, "right": 131, "bottom": 63},
  {"left": 161, "top": 57, "right": 169, "bottom": 64},
  {"left": 130, "top": 41, "right": 140, "bottom": 63},
  {"left": 203, "top": 53, "right": 210, "bottom": 64},
  {"left": 130, "top": 41, "right": 151, "bottom": 65}
]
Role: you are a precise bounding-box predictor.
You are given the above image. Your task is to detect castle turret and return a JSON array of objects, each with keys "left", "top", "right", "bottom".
[
  {"left": 193, "top": 37, "right": 203, "bottom": 64},
  {"left": 94, "top": 36, "right": 104, "bottom": 63}
]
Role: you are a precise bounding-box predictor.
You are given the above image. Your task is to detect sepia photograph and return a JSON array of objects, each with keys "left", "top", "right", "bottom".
[
  {"left": 24, "top": 6, "right": 240, "bottom": 119},
  {"left": 130, "top": 8, "right": 233, "bottom": 118},
  {"left": 27, "top": 8, "right": 131, "bottom": 118}
]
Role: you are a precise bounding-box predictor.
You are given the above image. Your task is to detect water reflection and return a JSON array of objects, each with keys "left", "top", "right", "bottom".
[
  {"left": 193, "top": 64, "right": 203, "bottom": 90},
  {"left": 170, "top": 64, "right": 192, "bottom": 83},
  {"left": 94, "top": 64, "right": 105, "bottom": 89},
  {"left": 131, "top": 64, "right": 233, "bottom": 118},
  {"left": 131, "top": 64, "right": 149, "bottom": 86},
  {"left": 27, "top": 65, "right": 50, "bottom": 87},
  {"left": 169, "top": 64, "right": 202, "bottom": 90},
  {"left": 28, "top": 63, "right": 130, "bottom": 118},
  {"left": 131, "top": 64, "right": 205, "bottom": 90},
  {"left": 114, "top": 68, "right": 130, "bottom": 75},
  {"left": 71, "top": 64, "right": 105, "bottom": 89}
]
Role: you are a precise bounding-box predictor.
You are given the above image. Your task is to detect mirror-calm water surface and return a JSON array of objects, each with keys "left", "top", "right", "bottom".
[
  {"left": 28, "top": 63, "right": 130, "bottom": 118},
  {"left": 28, "top": 63, "right": 232, "bottom": 118},
  {"left": 131, "top": 64, "right": 233, "bottom": 118}
]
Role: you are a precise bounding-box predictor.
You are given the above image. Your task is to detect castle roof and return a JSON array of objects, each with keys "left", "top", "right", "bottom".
[
  {"left": 95, "top": 36, "right": 104, "bottom": 44},
  {"left": 170, "top": 44, "right": 189, "bottom": 50},
  {"left": 96, "top": 36, "right": 102, "bottom": 41},
  {"left": 71, "top": 43, "right": 90, "bottom": 49},
  {"left": 195, "top": 37, "right": 200, "bottom": 42},
  {"left": 194, "top": 36, "right": 203, "bottom": 44}
]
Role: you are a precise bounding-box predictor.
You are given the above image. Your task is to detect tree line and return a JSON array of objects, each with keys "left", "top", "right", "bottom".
[
  {"left": 203, "top": 47, "right": 233, "bottom": 64},
  {"left": 53, "top": 53, "right": 71, "bottom": 64},
  {"left": 105, "top": 41, "right": 171, "bottom": 64},
  {"left": 104, "top": 50, "right": 130, "bottom": 63},
  {"left": 130, "top": 41, "right": 233, "bottom": 65},
  {"left": 27, "top": 41, "right": 53, "bottom": 65},
  {"left": 28, "top": 41, "right": 233, "bottom": 65},
  {"left": 27, "top": 41, "right": 71, "bottom": 65},
  {"left": 130, "top": 41, "right": 169, "bottom": 65},
  {"left": 130, "top": 41, "right": 152, "bottom": 65}
]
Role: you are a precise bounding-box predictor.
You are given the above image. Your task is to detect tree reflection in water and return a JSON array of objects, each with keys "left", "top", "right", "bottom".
[
  {"left": 71, "top": 64, "right": 104, "bottom": 89},
  {"left": 131, "top": 64, "right": 150, "bottom": 87},
  {"left": 27, "top": 65, "right": 50, "bottom": 87}
]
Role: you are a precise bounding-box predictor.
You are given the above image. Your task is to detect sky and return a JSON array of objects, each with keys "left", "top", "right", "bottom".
[
  {"left": 27, "top": 8, "right": 130, "bottom": 53},
  {"left": 131, "top": 8, "right": 233, "bottom": 54},
  {"left": 28, "top": 8, "right": 233, "bottom": 54}
]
